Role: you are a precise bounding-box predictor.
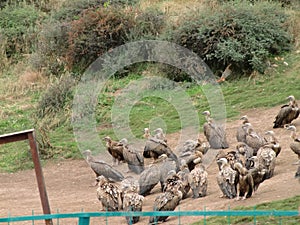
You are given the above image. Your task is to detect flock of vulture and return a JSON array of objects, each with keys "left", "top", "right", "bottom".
[{"left": 83, "top": 95, "right": 300, "bottom": 225}]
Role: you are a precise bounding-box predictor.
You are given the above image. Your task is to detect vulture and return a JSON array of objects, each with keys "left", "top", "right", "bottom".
[
  {"left": 236, "top": 142, "right": 254, "bottom": 159},
  {"left": 286, "top": 125, "right": 300, "bottom": 177},
  {"left": 179, "top": 137, "right": 210, "bottom": 155},
  {"left": 244, "top": 123, "right": 267, "bottom": 155},
  {"left": 119, "top": 138, "right": 144, "bottom": 174},
  {"left": 202, "top": 111, "right": 229, "bottom": 149},
  {"left": 162, "top": 170, "right": 184, "bottom": 197},
  {"left": 143, "top": 133, "right": 178, "bottom": 162},
  {"left": 83, "top": 150, "right": 124, "bottom": 184},
  {"left": 153, "top": 127, "right": 167, "bottom": 142},
  {"left": 121, "top": 178, "right": 144, "bottom": 225},
  {"left": 180, "top": 150, "right": 203, "bottom": 172},
  {"left": 216, "top": 158, "right": 237, "bottom": 199},
  {"left": 176, "top": 163, "right": 191, "bottom": 199},
  {"left": 256, "top": 144, "right": 276, "bottom": 179},
  {"left": 103, "top": 136, "right": 125, "bottom": 165},
  {"left": 234, "top": 162, "right": 254, "bottom": 200},
  {"left": 138, "top": 154, "right": 179, "bottom": 196},
  {"left": 236, "top": 115, "right": 250, "bottom": 143},
  {"left": 265, "top": 131, "right": 281, "bottom": 157},
  {"left": 248, "top": 162, "right": 267, "bottom": 193},
  {"left": 188, "top": 163, "right": 208, "bottom": 198},
  {"left": 273, "top": 95, "right": 299, "bottom": 128},
  {"left": 149, "top": 187, "right": 183, "bottom": 224},
  {"left": 96, "top": 175, "right": 123, "bottom": 211}
]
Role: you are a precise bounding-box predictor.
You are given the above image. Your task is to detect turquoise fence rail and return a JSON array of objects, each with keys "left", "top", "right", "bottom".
[{"left": 0, "top": 210, "right": 299, "bottom": 225}]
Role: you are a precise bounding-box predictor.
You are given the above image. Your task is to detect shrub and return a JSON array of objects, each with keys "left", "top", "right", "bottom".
[
  {"left": 0, "top": 3, "right": 44, "bottom": 63},
  {"left": 35, "top": 75, "right": 76, "bottom": 119},
  {"left": 170, "top": 1, "right": 292, "bottom": 75},
  {"left": 65, "top": 6, "right": 165, "bottom": 73}
]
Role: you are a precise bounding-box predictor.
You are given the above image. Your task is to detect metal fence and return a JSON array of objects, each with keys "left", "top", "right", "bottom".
[{"left": 0, "top": 210, "right": 299, "bottom": 225}]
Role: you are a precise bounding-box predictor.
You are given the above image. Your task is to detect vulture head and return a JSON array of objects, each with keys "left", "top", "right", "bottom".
[
  {"left": 240, "top": 115, "right": 249, "bottom": 122},
  {"left": 103, "top": 136, "right": 112, "bottom": 145},
  {"left": 286, "top": 125, "right": 297, "bottom": 132},
  {"left": 287, "top": 95, "right": 295, "bottom": 101},
  {"left": 96, "top": 175, "right": 108, "bottom": 186},
  {"left": 119, "top": 138, "right": 128, "bottom": 146}
]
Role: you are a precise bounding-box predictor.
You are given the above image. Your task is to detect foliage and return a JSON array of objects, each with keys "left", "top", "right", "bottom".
[
  {"left": 35, "top": 75, "right": 76, "bottom": 119},
  {"left": 169, "top": 1, "right": 292, "bottom": 75},
  {"left": 65, "top": 5, "right": 165, "bottom": 73},
  {"left": 0, "top": 3, "right": 44, "bottom": 64}
]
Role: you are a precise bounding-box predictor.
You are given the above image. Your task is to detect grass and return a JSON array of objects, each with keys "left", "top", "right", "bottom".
[{"left": 192, "top": 195, "right": 300, "bottom": 225}]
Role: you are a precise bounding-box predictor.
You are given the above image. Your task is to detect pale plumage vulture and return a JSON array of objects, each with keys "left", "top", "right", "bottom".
[
  {"left": 234, "top": 162, "right": 254, "bottom": 200},
  {"left": 121, "top": 178, "right": 144, "bottom": 225},
  {"left": 119, "top": 138, "right": 144, "bottom": 174},
  {"left": 256, "top": 144, "right": 276, "bottom": 179},
  {"left": 188, "top": 163, "right": 208, "bottom": 198},
  {"left": 149, "top": 187, "right": 183, "bottom": 224},
  {"left": 236, "top": 115, "right": 250, "bottom": 143},
  {"left": 96, "top": 175, "right": 123, "bottom": 211},
  {"left": 103, "top": 136, "right": 125, "bottom": 165},
  {"left": 202, "top": 111, "right": 229, "bottom": 149},
  {"left": 286, "top": 125, "right": 300, "bottom": 177},
  {"left": 216, "top": 158, "right": 237, "bottom": 199},
  {"left": 273, "top": 95, "right": 299, "bottom": 128},
  {"left": 163, "top": 170, "right": 185, "bottom": 198},
  {"left": 265, "top": 131, "right": 281, "bottom": 157},
  {"left": 244, "top": 123, "right": 267, "bottom": 155},
  {"left": 176, "top": 163, "right": 191, "bottom": 199},
  {"left": 83, "top": 150, "right": 124, "bottom": 184}
]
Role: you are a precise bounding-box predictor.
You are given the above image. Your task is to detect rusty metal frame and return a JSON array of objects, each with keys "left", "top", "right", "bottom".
[{"left": 0, "top": 129, "right": 53, "bottom": 225}]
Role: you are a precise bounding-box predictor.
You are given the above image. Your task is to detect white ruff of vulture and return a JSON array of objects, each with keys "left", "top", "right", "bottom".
[
  {"left": 119, "top": 138, "right": 144, "bottom": 174},
  {"left": 244, "top": 123, "right": 267, "bottom": 155},
  {"left": 273, "top": 95, "right": 300, "bottom": 128},
  {"left": 286, "top": 125, "right": 300, "bottom": 178},
  {"left": 96, "top": 175, "right": 123, "bottom": 211},
  {"left": 256, "top": 144, "right": 276, "bottom": 179},
  {"left": 236, "top": 115, "right": 250, "bottom": 143},
  {"left": 234, "top": 162, "right": 254, "bottom": 200},
  {"left": 265, "top": 131, "right": 281, "bottom": 157},
  {"left": 103, "top": 136, "right": 125, "bottom": 166},
  {"left": 202, "top": 111, "right": 229, "bottom": 149},
  {"left": 121, "top": 178, "right": 144, "bottom": 225},
  {"left": 216, "top": 158, "right": 237, "bottom": 199},
  {"left": 83, "top": 150, "right": 124, "bottom": 183},
  {"left": 188, "top": 163, "right": 208, "bottom": 198},
  {"left": 149, "top": 187, "right": 183, "bottom": 224}
]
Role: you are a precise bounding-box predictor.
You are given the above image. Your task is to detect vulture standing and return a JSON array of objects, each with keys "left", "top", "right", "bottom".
[
  {"left": 273, "top": 95, "right": 299, "bottom": 128},
  {"left": 256, "top": 144, "right": 276, "bottom": 179},
  {"left": 234, "top": 162, "right": 254, "bottom": 200},
  {"left": 244, "top": 123, "right": 267, "bottom": 155},
  {"left": 216, "top": 158, "right": 237, "bottom": 199},
  {"left": 149, "top": 187, "right": 183, "bottom": 224},
  {"left": 188, "top": 163, "right": 208, "bottom": 198},
  {"left": 119, "top": 138, "right": 144, "bottom": 174},
  {"left": 265, "top": 131, "right": 281, "bottom": 157},
  {"left": 202, "top": 111, "right": 229, "bottom": 149},
  {"left": 236, "top": 115, "right": 250, "bottom": 143},
  {"left": 121, "top": 178, "right": 144, "bottom": 225},
  {"left": 96, "top": 175, "right": 123, "bottom": 211},
  {"left": 163, "top": 170, "right": 184, "bottom": 196},
  {"left": 138, "top": 154, "right": 179, "bottom": 196},
  {"left": 176, "top": 163, "right": 191, "bottom": 199},
  {"left": 103, "top": 136, "right": 125, "bottom": 165},
  {"left": 143, "top": 132, "right": 178, "bottom": 162},
  {"left": 286, "top": 125, "right": 300, "bottom": 177},
  {"left": 83, "top": 150, "right": 124, "bottom": 184}
]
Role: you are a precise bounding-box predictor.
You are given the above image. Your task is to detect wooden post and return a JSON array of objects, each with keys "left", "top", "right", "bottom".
[{"left": 0, "top": 129, "right": 53, "bottom": 225}]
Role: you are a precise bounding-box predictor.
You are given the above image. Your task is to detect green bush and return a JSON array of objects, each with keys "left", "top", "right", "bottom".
[
  {"left": 170, "top": 1, "right": 292, "bottom": 75},
  {"left": 0, "top": 3, "right": 44, "bottom": 62},
  {"left": 65, "top": 6, "right": 165, "bottom": 73}
]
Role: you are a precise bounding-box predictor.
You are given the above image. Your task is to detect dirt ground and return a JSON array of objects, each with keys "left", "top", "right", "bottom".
[{"left": 0, "top": 106, "right": 300, "bottom": 225}]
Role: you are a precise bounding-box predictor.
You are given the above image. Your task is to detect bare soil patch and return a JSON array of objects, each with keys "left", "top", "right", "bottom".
[{"left": 0, "top": 106, "right": 299, "bottom": 225}]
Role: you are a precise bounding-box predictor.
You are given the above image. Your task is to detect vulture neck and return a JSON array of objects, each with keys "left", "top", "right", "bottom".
[{"left": 205, "top": 114, "right": 213, "bottom": 123}]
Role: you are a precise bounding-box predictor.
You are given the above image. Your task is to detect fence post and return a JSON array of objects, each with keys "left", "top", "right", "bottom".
[
  {"left": 227, "top": 206, "right": 231, "bottom": 225},
  {"left": 203, "top": 206, "right": 206, "bottom": 225},
  {"left": 253, "top": 206, "right": 256, "bottom": 225},
  {"left": 78, "top": 217, "right": 90, "bottom": 225}
]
